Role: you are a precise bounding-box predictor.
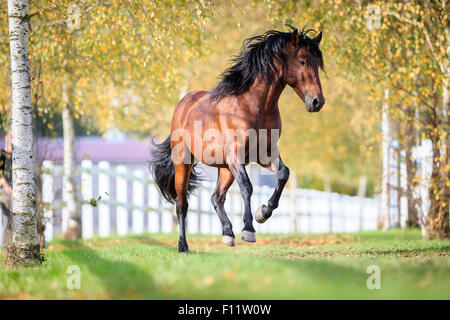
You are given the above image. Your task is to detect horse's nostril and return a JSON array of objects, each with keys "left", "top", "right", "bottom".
[{"left": 312, "top": 98, "right": 319, "bottom": 108}]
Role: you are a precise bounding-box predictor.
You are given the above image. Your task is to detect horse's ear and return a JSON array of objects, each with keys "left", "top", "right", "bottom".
[
  {"left": 313, "top": 31, "right": 322, "bottom": 45},
  {"left": 290, "top": 28, "right": 298, "bottom": 45}
]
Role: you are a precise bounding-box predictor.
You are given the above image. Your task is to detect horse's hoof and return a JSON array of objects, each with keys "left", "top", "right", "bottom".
[
  {"left": 241, "top": 230, "right": 256, "bottom": 242},
  {"left": 255, "top": 206, "right": 267, "bottom": 224},
  {"left": 178, "top": 242, "right": 189, "bottom": 253},
  {"left": 255, "top": 204, "right": 272, "bottom": 223},
  {"left": 178, "top": 247, "right": 189, "bottom": 253},
  {"left": 222, "top": 235, "right": 235, "bottom": 247}
]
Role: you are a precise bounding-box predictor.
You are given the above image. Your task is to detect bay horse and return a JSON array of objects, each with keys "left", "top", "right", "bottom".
[{"left": 149, "top": 26, "right": 325, "bottom": 252}]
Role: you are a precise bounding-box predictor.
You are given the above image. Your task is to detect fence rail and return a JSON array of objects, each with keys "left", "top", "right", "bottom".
[{"left": 3, "top": 160, "right": 381, "bottom": 243}]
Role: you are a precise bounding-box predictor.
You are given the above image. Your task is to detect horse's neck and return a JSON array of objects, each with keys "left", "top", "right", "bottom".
[{"left": 248, "top": 77, "right": 286, "bottom": 115}]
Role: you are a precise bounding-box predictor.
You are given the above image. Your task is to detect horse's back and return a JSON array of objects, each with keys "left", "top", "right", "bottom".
[
  {"left": 172, "top": 90, "right": 214, "bottom": 127},
  {"left": 178, "top": 90, "right": 211, "bottom": 111}
]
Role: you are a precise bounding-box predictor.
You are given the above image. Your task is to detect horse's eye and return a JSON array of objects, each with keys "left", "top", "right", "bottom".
[{"left": 299, "top": 60, "right": 306, "bottom": 66}]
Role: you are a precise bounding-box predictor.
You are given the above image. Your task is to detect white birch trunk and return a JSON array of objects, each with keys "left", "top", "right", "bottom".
[
  {"left": 61, "top": 82, "right": 80, "bottom": 240},
  {"left": 381, "top": 89, "right": 391, "bottom": 230},
  {"left": 6, "top": 0, "right": 42, "bottom": 266},
  {"left": 442, "top": 79, "right": 448, "bottom": 166}
]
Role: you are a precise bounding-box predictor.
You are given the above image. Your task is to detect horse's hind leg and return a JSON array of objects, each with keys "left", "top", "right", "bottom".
[
  {"left": 229, "top": 164, "right": 256, "bottom": 242},
  {"left": 174, "top": 163, "right": 193, "bottom": 253},
  {"left": 211, "top": 168, "right": 235, "bottom": 246},
  {"left": 255, "top": 156, "right": 290, "bottom": 223}
]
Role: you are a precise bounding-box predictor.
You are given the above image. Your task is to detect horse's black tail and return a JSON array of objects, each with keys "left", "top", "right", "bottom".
[{"left": 149, "top": 136, "right": 202, "bottom": 204}]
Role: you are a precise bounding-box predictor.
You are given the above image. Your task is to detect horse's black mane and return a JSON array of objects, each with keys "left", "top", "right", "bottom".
[{"left": 211, "top": 26, "right": 324, "bottom": 101}]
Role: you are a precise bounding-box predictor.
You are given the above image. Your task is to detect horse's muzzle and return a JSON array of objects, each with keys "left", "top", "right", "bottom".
[{"left": 306, "top": 95, "right": 325, "bottom": 112}]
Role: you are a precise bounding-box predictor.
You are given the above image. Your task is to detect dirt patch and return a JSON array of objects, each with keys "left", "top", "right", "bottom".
[
  {"left": 251, "top": 234, "right": 357, "bottom": 247},
  {"left": 46, "top": 234, "right": 358, "bottom": 252},
  {"left": 185, "top": 234, "right": 358, "bottom": 251}
]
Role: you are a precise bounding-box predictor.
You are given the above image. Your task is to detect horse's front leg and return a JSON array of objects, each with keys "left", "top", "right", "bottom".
[
  {"left": 255, "top": 156, "right": 290, "bottom": 223},
  {"left": 229, "top": 164, "right": 256, "bottom": 242}
]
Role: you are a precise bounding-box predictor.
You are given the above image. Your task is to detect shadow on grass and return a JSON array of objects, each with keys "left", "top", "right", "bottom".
[
  {"left": 54, "top": 234, "right": 171, "bottom": 246},
  {"left": 189, "top": 248, "right": 448, "bottom": 299},
  {"left": 61, "top": 244, "right": 155, "bottom": 298},
  {"left": 124, "top": 234, "right": 174, "bottom": 248},
  {"left": 166, "top": 249, "right": 375, "bottom": 299}
]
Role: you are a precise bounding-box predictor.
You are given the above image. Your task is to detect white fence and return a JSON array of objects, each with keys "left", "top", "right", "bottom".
[
  {"left": 4, "top": 160, "right": 381, "bottom": 243},
  {"left": 381, "top": 138, "right": 434, "bottom": 229}
]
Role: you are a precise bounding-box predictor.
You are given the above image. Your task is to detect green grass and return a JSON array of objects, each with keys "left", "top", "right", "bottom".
[{"left": 0, "top": 229, "right": 449, "bottom": 299}]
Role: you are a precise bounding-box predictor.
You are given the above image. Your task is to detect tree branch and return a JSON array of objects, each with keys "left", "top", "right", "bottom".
[{"left": 384, "top": 10, "right": 446, "bottom": 74}]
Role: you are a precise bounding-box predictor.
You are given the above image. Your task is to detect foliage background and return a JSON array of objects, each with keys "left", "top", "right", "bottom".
[{"left": 4, "top": 0, "right": 426, "bottom": 198}]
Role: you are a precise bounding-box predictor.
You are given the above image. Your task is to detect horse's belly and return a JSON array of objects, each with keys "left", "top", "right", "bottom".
[{"left": 191, "top": 129, "right": 279, "bottom": 167}]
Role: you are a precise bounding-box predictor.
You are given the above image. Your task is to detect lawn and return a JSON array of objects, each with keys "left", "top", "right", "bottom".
[{"left": 0, "top": 229, "right": 449, "bottom": 299}]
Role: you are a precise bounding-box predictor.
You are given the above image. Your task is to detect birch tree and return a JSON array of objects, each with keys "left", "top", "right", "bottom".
[
  {"left": 6, "top": 0, "right": 43, "bottom": 267},
  {"left": 61, "top": 80, "right": 79, "bottom": 239}
]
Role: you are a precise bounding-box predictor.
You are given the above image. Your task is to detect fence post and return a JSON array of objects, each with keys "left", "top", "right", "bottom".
[
  {"left": 197, "top": 186, "right": 202, "bottom": 234},
  {"left": 132, "top": 169, "right": 144, "bottom": 234},
  {"left": 42, "top": 160, "right": 54, "bottom": 243},
  {"left": 201, "top": 186, "right": 211, "bottom": 234},
  {"left": 61, "top": 183, "right": 68, "bottom": 233},
  {"left": 328, "top": 193, "right": 333, "bottom": 233},
  {"left": 81, "top": 160, "right": 94, "bottom": 239},
  {"left": 289, "top": 173, "right": 297, "bottom": 233},
  {"left": 116, "top": 165, "right": 128, "bottom": 235},
  {"left": 148, "top": 182, "right": 160, "bottom": 233},
  {"left": 358, "top": 176, "right": 367, "bottom": 231},
  {"left": 305, "top": 193, "right": 311, "bottom": 233},
  {"left": 98, "top": 161, "right": 110, "bottom": 237},
  {"left": 234, "top": 189, "right": 243, "bottom": 232}
]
